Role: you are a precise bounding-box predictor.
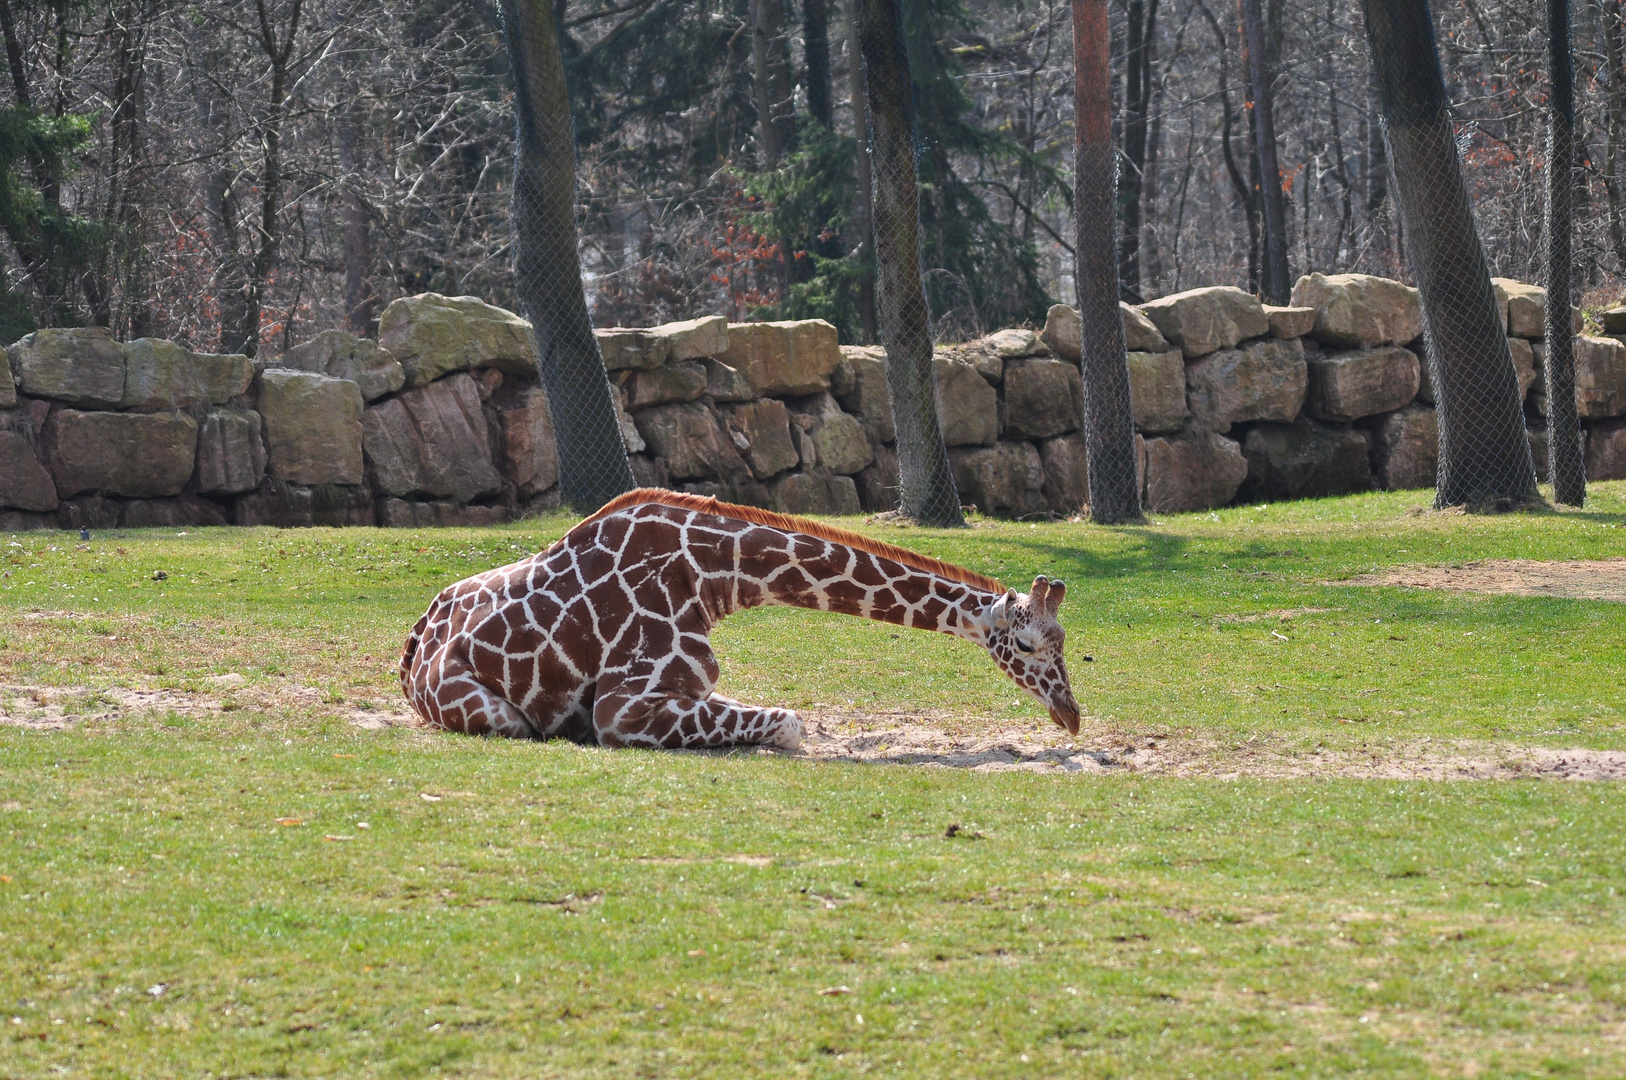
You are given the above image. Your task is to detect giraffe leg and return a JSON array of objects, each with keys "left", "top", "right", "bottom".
[
  {"left": 593, "top": 686, "right": 802, "bottom": 750},
  {"left": 409, "top": 641, "right": 539, "bottom": 740}
]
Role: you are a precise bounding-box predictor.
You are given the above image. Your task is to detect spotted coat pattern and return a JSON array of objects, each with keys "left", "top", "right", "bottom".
[{"left": 400, "top": 491, "right": 1081, "bottom": 748}]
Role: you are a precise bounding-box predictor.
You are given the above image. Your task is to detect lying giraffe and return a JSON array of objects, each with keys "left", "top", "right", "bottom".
[{"left": 400, "top": 489, "right": 1081, "bottom": 749}]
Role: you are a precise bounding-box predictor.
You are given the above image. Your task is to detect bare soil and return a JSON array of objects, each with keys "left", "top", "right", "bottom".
[
  {"left": 1343, "top": 557, "right": 1626, "bottom": 601},
  {"left": 4, "top": 681, "right": 1622, "bottom": 780}
]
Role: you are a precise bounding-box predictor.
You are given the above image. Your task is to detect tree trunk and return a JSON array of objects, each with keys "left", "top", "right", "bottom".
[
  {"left": 1241, "top": 0, "right": 1289, "bottom": 302},
  {"left": 1546, "top": 0, "right": 1585, "bottom": 505},
  {"left": 803, "top": 0, "right": 832, "bottom": 129},
  {"left": 1117, "top": 0, "right": 1155, "bottom": 302},
  {"left": 853, "top": 0, "right": 963, "bottom": 527},
  {"left": 503, "top": 0, "right": 634, "bottom": 512},
  {"left": 338, "top": 97, "right": 375, "bottom": 336},
  {"left": 848, "top": 5, "right": 877, "bottom": 344},
  {"left": 1362, "top": 0, "right": 1539, "bottom": 510},
  {"left": 1075, "top": 0, "right": 1144, "bottom": 524},
  {"left": 1601, "top": 1, "right": 1626, "bottom": 278},
  {"left": 750, "top": 0, "right": 794, "bottom": 166}
]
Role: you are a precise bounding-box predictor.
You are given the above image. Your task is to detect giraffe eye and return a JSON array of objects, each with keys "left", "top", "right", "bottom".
[{"left": 1014, "top": 636, "right": 1035, "bottom": 653}]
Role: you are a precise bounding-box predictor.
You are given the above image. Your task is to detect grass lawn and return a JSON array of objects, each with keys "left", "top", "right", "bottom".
[{"left": 2, "top": 484, "right": 1625, "bottom": 1076}]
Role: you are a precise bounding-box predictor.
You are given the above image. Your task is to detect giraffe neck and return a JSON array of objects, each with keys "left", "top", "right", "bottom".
[{"left": 724, "top": 522, "right": 995, "bottom": 645}]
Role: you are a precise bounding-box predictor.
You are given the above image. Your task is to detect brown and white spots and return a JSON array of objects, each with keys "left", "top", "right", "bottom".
[{"left": 399, "top": 489, "right": 1082, "bottom": 750}]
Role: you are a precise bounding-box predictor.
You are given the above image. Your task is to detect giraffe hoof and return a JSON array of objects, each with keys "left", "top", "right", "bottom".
[{"left": 768, "top": 710, "right": 804, "bottom": 750}]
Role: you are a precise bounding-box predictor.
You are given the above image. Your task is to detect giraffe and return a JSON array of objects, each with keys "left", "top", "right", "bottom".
[{"left": 400, "top": 489, "right": 1081, "bottom": 749}]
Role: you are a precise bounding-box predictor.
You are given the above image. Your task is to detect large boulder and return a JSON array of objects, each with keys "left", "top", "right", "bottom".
[
  {"left": 787, "top": 392, "right": 872, "bottom": 476},
  {"left": 1038, "top": 432, "right": 1090, "bottom": 517},
  {"left": 9, "top": 327, "right": 126, "bottom": 407},
  {"left": 624, "top": 360, "right": 708, "bottom": 409},
  {"left": 281, "top": 330, "right": 405, "bottom": 402},
  {"left": 0, "top": 345, "right": 14, "bottom": 408},
  {"left": 1138, "top": 286, "right": 1269, "bottom": 359},
  {"left": 118, "top": 495, "right": 231, "bottom": 529},
  {"left": 717, "top": 320, "right": 841, "bottom": 397},
  {"left": 361, "top": 372, "right": 502, "bottom": 502},
  {"left": 1585, "top": 417, "right": 1626, "bottom": 481},
  {"left": 633, "top": 402, "right": 747, "bottom": 481},
  {"left": 1127, "top": 348, "right": 1188, "bottom": 434},
  {"left": 1573, "top": 335, "right": 1626, "bottom": 418},
  {"left": 722, "top": 398, "right": 799, "bottom": 479},
  {"left": 1492, "top": 278, "right": 1581, "bottom": 338},
  {"left": 378, "top": 499, "right": 510, "bottom": 528},
  {"left": 949, "top": 440, "right": 1047, "bottom": 518},
  {"left": 1304, "top": 345, "right": 1420, "bottom": 423},
  {"left": 702, "top": 358, "right": 755, "bottom": 403},
  {"left": 854, "top": 442, "right": 901, "bottom": 512},
  {"left": 1507, "top": 336, "right": 1539, "bottom": 400},
  {"left": 120, "top": 339, "right": 253, "bottom": 412},
  {"left": 1263, "top": 304, "right": 1318, "bottom": 339},
  {"left": 42, "top": 410, "right": 198, "bottom": 499},
  {"left": 595, "top": 328, "right": 670, "bottom": 371},
  {"left": 257, "top": 370, "right": 365, "bottom": 486},
  {"left": 1237, "top": 420, "right": 1373, "bottom": 503},
  {"left": 1002, "top": 357, "right": 1082, "bottom": 440},
  {"left": 768, "top": 471, "right": 861, "bottom": 516},
  {"left": 1186, "top": 337, "right": 1307, "bottom": 431},
  {"left": 1289, "top": 273, "right": 1422, "bottom": 348},
  {"left": 234, "top": 478, "right": 312, "bottom": 527},
  {"left": 193, "top": 408, "right": 267, "bottom": 496},
  {"left": 1370, "top": 404, "right": 1439, "bottom": 491},
  {"left": 0, "top": 428, "right": 56, "bottom": 511},
  {"left": 935, "top": 356, "right": 998, "bottom": 446},
  {"left": 653, "top": 315, "right": 729, "bottom": 361},
  {"left": 612, "top": 385, "right": 645, "bottom": 454},
  {"left": 1142, "top": 428, "right": 1248, "bottom": 512},
  {"left": 378, "top": 293, "right": 534, "bottom": 387},
  {"left": 1040, "top": 302, "right": 1168, "bottom": 361},
  {"left": 491, "top": 384, "right": 559, "bottom": 498},
  {"left": 836, "top": 346, "right": 895, "bottom": 443}
]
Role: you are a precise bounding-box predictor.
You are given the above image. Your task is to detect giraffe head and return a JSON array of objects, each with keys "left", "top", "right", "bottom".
[{"left": 982, "top": 576, "right": 1081, "bottom": 735}]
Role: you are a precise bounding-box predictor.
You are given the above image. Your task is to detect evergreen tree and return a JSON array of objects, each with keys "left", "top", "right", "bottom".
[
  {"left": 748, "top": 0, "right": 1050, "bottom": 342},
  {"left": 0, "top": 104, "right": 97, "bottom": 335}
]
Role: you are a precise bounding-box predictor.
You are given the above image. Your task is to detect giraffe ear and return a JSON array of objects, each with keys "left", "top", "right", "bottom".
[{"left": 990, "top": 589, "right": 1017, "bottom": 629}]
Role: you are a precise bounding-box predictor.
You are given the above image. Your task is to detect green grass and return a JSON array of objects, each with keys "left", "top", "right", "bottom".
[{"left": 3, "top": 485, "right": 1626, "bottom": 1076}]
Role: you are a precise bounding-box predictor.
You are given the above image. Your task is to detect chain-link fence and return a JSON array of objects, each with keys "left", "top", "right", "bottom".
[
  {"left": 1363, "top": 0, "right": 1541, "bottom": 511},
  {"left": 503, "top": 0, "right": 636, "bottom": 514},
  {"left": 853, "top": 0, "right": 964, "bottom": 528},
  {"left": 1072, "top": 0, "right": 1144, "bottom": 525}
]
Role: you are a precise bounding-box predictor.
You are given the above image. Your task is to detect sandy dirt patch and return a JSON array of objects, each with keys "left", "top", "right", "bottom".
[
  {"left": 3, "top": 683, "right": 1623, "bottom": 780},
  {"left": 1343, "top": 558, "right": 1626, "bottom": 601},
  {"left": 786, "top": 712, "right": 1626, "bottom": 780}
]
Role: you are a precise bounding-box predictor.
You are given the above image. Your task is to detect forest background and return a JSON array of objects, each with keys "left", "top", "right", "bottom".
[{"left": 0, "top": 0, "right": 1612, "bottom": 356}]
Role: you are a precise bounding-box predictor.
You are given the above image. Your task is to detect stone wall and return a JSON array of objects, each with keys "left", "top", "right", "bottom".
[{"left": 2, "top": 276, "right": 1623, "bottom": 531}]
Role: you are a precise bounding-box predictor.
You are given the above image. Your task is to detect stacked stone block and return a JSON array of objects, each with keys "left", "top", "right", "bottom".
[{"left": 7, "top": 273, "right": 1626, "bottom": 532}]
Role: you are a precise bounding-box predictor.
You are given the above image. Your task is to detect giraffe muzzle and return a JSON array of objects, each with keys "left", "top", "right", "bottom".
[{"left": 1049, "top": 700, "right": 1080, "bottom": 736}]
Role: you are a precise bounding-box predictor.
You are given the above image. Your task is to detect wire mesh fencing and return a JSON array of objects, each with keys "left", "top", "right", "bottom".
[
  {"left": 504, "top": 0, "right": 636, "bottom": 514},
  {"left": 1363, "top": 0, "right": 1540, "bottom": 511},
  {"left": 853, "top": 0, "right": 964, "bottom": 528},
  {"left": 1072, "top": 0, "right": 1143, "bottom": 525}
]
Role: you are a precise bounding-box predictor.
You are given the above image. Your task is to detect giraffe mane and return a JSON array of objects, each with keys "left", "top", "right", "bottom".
[{"left": 578, "top": 488, "right": 1007, "bottom": 595}]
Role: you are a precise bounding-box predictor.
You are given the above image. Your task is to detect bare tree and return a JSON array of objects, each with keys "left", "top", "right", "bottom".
[
  {"left": 1075, "top": 0, "right": 1143, "bottom": 523},
  {"left": 1241, "top": 0, "right": 1290, "bottom": 302},
  {"left": 1546, "top": 0, "right": 1585, "bottom": 504},
  {"left": 854, "top": 0, "right": 963, "bottom": 526},
  {"left": 504, "top": 0, "right": 634, "bottom": 511},
  {"left": 1363, "top": 0, "right": 1539, "bottom": 510}
]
